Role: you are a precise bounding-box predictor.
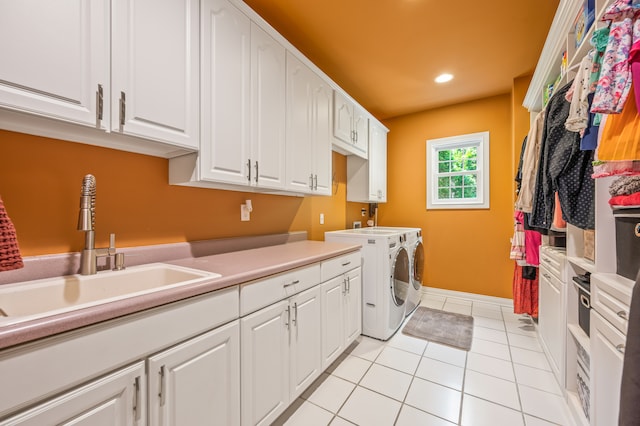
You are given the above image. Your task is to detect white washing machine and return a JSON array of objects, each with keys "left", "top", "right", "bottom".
[
  {"left": 370, "top": 227, "right": 424, "bottom": 316},
  {"left": 325, "top": 228, "right": 409, "bottom": 340}
]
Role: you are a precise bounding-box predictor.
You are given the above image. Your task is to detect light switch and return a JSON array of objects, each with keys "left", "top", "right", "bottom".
[{"left": 320, "top": 213, "right": 324, "bottom": 225}]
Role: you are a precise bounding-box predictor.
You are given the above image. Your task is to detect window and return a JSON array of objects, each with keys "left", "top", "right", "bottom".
[{"left": 426, "top": 131, "right": 489, "bottom": 209}]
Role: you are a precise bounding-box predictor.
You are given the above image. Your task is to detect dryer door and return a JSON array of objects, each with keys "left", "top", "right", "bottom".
[
  {"left": 391, "top": 247, "right": 409, "bottom": 306},
  {"left": 412, "top": 241, "right": 424, "bottom": 291}
]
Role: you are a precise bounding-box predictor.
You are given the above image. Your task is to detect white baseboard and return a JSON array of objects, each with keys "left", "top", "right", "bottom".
[{"left": 422, "top": 287, "right": 514, "bottom": 308}]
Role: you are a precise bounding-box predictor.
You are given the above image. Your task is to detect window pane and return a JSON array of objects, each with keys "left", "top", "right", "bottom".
[
  {"left": 463, "top": 187, "right": 477, "bottom": 198},
  {"left": 452, "top": 161, "right": 463, "bottom": 172},
  {"left": 451, "top": 175, "right": 463, "bottom": 187},
  {"left": 438, "top": 150, "right": 451, "bottom": 161},
  {"left": 438, "top": 188, "right": 450, "bottom": 199},
  {"left": 438, "top": 161, "right": 450, "bottom": 173},
  {"left": 464, "top": 159, "right": 477, "bottom": 171},
  {"left": 451, "top": 188, "right": 463, "bottom": 198},
  {"left": 438, "top": 177, "right": 450, "bottom": 188},
  {"left": 463, "top": 174, "right": 476, "bottom": 186}
]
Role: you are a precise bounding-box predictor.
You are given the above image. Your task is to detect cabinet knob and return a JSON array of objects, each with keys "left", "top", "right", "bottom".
[
  {"left": 617, "top": 310, "right": 628, "bottom": 320},
  {"left": 616, "top": 344, "right": 626, "bottom": 354}
]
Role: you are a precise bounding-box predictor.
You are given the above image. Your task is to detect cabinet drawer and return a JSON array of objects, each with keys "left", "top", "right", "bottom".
[
  {"left": 240, "top": 264, "right": 320, "bottom": 316},
  {"left": 539, "top": 246, "right": 565, "bottom": 280},
  {"left": 592, "top": 274, "right": 633, "bottom": 335},
  {"left": 320, "top": 251, "right": 360, "bottom": 282}
]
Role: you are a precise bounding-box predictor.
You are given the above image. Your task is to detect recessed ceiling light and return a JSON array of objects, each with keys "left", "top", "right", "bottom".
[{"left": 435, "top": 73, "right": 453, "bottom": 84}]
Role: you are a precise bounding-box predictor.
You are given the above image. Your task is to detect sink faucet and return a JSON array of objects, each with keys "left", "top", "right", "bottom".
[{"left": 77, "top": 174, "right": 123, "bottom": 275}]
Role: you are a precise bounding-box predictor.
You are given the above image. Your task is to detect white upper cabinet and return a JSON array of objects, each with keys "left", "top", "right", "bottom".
[
  {"left": 333, "top": 90, "right": 368, "bottom": 159},
  {"left": 111, "top": 0, "right": 199, "bottom": 149},
  {"left": 250, "top": 23, "right": 286, "bottom": 190},
  {"left": 285, "top": 52, "right": 332, "bottom": 195},
  {"left": 0, "top": 0, "right": 109, "bottom": 128},
  {"left": 171, "top": 0, "right": 287, "bottom": 191},
  {"left": 346, "top": 119, "right": 388, "bottom": 203},
  {"left": 0, "top": 0, "right": 199, "bottom": 156},
  {"left": 199, "top": 0, "right": 251, "bottom": 185}
]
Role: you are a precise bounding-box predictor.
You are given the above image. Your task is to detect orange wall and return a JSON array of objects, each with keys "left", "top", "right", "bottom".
[
  {"left": 0, "top": 130, "right": 351, "bottom": 256},
  {"left": 379, "top": 94, "right": 515, "bottom": 298}
]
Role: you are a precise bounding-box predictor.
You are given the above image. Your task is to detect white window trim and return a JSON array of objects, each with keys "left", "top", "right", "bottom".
[{"left": 426, "top": 131, "right": 490, "bottom": 210}]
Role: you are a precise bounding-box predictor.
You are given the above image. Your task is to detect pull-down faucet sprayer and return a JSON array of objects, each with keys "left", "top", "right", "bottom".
[{"left": 77, "top": 174, "right": 123, "bottom": 275}]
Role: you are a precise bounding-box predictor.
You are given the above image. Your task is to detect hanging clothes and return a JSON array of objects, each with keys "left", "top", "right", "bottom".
[
  {"left": 565, "top": 54, "right": 595, "bottom": 133},
  {"left": 515, "top": 110, "right": 546, "bottom": 213},
  {"left": 530, "top": 81, "right": 595, "bottom": 231},
  {"left": 512, "top": 263, "right": 539, "bottom": 318},
  {"left": 590, "top": 0, "right": 640, "bottom": 114},
  {"left": 597, "top": 81, "right": 640, "bottom": 161}
]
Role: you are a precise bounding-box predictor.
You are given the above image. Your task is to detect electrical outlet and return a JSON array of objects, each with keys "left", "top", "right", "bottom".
[
  {"left": 241, "top": 205, "right": 250, "bottom": 221},
  {"left": 320, "top": 213, "right": 324, "bottom": 225}
]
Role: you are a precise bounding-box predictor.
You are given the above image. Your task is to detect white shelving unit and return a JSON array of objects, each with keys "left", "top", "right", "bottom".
[{"left": 525, "top": 0, "right": 638, "bottom": 424}]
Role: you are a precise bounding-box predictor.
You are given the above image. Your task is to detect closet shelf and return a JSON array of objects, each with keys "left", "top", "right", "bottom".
[
  {"left": 567, "top": 256, "right": 596, "bottom": 273},
  {"left": 568, "top": 323, "right": 591, "bottom": 353}
]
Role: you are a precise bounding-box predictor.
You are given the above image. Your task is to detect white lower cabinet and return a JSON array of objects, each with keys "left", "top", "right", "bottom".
[
  {"left": 537, "top": 247, "right": 566, "bottom": 386},
  {"left": 148, "top": 320, "right": 240, "bottom": 426},
  {"left": 321, "top": 267, "right": 362, "bottom": 369},
  {"left": 0, "top": 361, "right": 146, "bottom": 426},
  {"left": 240, "top": 286, "right": 322, "bottom": 426},
  {"left": 591, "top": 303, "right": 625, "bottom": 425}
]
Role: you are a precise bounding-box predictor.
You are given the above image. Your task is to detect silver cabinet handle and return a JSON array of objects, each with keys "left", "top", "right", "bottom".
[
  {"left": 341, "top": 261, "right": 351, "bottom": 267},
  {"left": 285, "top": 305, "right": 291, "bottom": 329},
  {"left": 292, "top": 302, "right": 297, "bottom": 325},
  {"left": 159, "top": 365, "right": 166, "bottom": 406},
  {"left": 247, "top": 159, "right": 252, "bottom": 182},
  {"left": 284, "top": 279, "right": 299, "bottom": 287},
  {"left": 255, "top": 161, "right": 259, "bottom": 183},
  {"left": 347, "top": 275, "right": 351, "bottom": 293},
  {"left": 617, "top": 310, "right": 628, "bottom": 320},
  {"left": 543, "top": 273, "right": 551, "bottom": 280},
  {"left": 119, "top": 91, "right": 126, "bottom": 126},
  {"left": 133, "top": 376, "right": 142, "bottom": 421},
  {"left": 314, "top": 174, "right": 318, "bottom": 190},
  {"left": 96, "top": 84, "right": 103, "bottom": 121},
  {"left": 616, "top": 344, "right": 626, "bottom": 354},
  {"left": 309, "top": 174, "right": 314, "bottom": 189},
  {"left": 342, "top": 278, "right": 347, "bottom": 295}
]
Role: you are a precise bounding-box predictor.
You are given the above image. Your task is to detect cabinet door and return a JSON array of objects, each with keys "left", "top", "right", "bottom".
[
  {"left": 1, "top": 362, "right": 145, "bottom": 426},
  {"left": 538, "top": 268, "right": 564, "bottom": 380},
  {"left": 290, "top": 286, "right": 322, "bottom": 400},
  {"left": 199, "top": 0, "right": 251, "bottom": 184},
  {"left": 251, "top": 23, "right": 286, "bottom": 190},
  {"left": 311, "top": 75, "right": 333, "bottom": 195},
  {"left": 321, "top": 276, "right": 346, "bottom": 370},
  {"left": 0, "top": 0, "right": 109, "bottom": 128},
  {"left": 351, "top": 105, "right": 369, "bottom": 159},
  {"left": 369, "top": 122, "right": 388, "bottom": 202},
  {"left": 111, "top": 0, "right": 199, "bottom": 148},
  {"left": 241, "top": 300, "right": 290, "bottom": 426},
  {"left": 333, "top": 91, "right": 353, "bottom": 145},
  {"left": 591, "top": 310, "right": 625, "bottom": 426},
  {"left": 285, "top": 53, "right": 313, "bottom": 193},
  {"left": 148, "top": 321, "right": 240, "bottom": 426},
  {"left": 344, "top": 267, "right": 362, "bottom": 346}
]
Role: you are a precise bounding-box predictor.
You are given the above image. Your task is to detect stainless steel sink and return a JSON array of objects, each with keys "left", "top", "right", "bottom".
[{"left": 0, "top": 263, "right": 221, "bottom": 325}]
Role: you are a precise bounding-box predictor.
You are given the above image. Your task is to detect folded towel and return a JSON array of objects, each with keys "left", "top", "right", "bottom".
[{"left": 0, "top": 196, "right": 24, "bottom": 272}]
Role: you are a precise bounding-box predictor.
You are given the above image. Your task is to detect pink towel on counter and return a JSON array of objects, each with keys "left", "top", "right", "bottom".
[{"left": 0, "top": 196, "right": 24, "bottom": 272}]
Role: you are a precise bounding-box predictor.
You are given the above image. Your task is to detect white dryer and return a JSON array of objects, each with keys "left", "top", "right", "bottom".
[
  {"left": 325, "top": 228, "right": 409, "bottom": 340},
  {"left": 371, "top": 227, "right": 424, "bottom": 316}
]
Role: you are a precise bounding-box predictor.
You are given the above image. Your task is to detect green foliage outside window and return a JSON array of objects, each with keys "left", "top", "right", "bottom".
[{"left": 436, "top": 146, "right": 478, "bottom": 200}]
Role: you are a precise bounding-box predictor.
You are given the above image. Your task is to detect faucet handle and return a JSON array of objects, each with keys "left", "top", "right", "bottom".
[
  {"left": 108, "top": 233, "right": 117, "bottom": 255},
  {"left": 113, "top": 252, "right": 125, "bottom": 271}
]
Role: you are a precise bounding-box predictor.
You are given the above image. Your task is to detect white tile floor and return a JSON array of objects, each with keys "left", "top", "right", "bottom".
[{"left": 273, "top": 293, "right": 576, "bottom": 426}]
